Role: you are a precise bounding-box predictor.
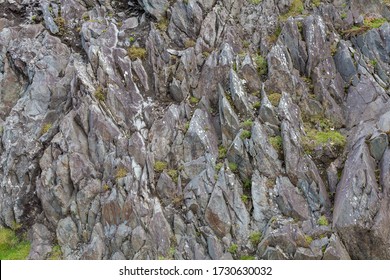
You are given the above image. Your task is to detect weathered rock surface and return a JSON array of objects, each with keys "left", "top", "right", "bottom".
[{"left": 1, "top": 0, "right": 390, "bottom": 260}]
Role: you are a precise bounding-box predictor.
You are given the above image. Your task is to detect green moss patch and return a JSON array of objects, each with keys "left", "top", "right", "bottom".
[{"left": 0, "top": 228, "right": 30, "bottom": 260}]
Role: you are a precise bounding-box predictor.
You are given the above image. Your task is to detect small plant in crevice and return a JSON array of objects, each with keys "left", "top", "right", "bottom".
[
  {"left": 103, "top": 184, "right": 111, "bottom": 192},
  {"left": 48, "top": 245, "right": 62, "bottom": 260},
  {"left": 40, "top": 123, "right": 52, "bottom": 135},
  {"left": 127, "top": 46, "right": 147, "bottom": 60},
  {"left": 228, "top": 162, "right": 238, "bottom": 173},
  {"left": 167, "top": 169, "right": 178, "bottom": 183},
  {"left": 279, "top": 0, "right": 304, "bottom": 21},
  {"left": 317, "top": 215, "right": 329, "bottom": 226},
  {"left": 172, "top": 194, "right": 184, "bottom": 208},
  {"left": 189, "top": 96, "right": 200, "bottom": 105},
  {"left": 54, "top": 16, "right": 66, "bottom": 35},
  {"left": 154, "top": 161, "right": 168, "bottom": 173},
  {"left": 94, "top": 85, "right": 106, "bottom": 102},
  {"left": 268, "top": 92, "right": 281, "bottom": 107},
  {"left": 241, "top": 119, "right": 253, "bottom": 129},
  {"left": 252, "top": 101, "right": 261, "bottom": 110},
  {"left": 249, "top": 0, "right": 262, "bottom": 5},
  {"left": 241, "top": 194, "right": 250, "bottom": 204},
  {"left": 240, "top": 130, "right": 252, "bottom": 140},
  {"left": 305, "top": 235, "right": 313, "bottom": 245},
  {"left": 156, "top": 17, "right": 169, "bottom": 32},
  {"left": 183, "top": 121, "right": 190, "bottom": 133},
  {"left": 268, "top": 25, "right": 282, "bottom": 44},
  {"left": 228, "top": 243, "right": 238, "bottom": 254},
  {"left": 343, "top": 16, "right": 388, "bottom": 38},
  {"left": 249, "top": 231, "right": 263, "bottom": 247},
  {"left": 243, "top": 178, "right": 252, "bottom": 189},
  {"left": 253, "top": 54, "right": 267, "bottom": 76},
  {"left": 269, "top": 135, "right": 283, "bottom": 152},
  {"left": 116, "top": 167, "right": 127, "bottom": 179},
  {"left": 240, "top": 255, "right": 256, "bottom": 260},
  {"left": 218, "top": 145, "right": 227, "bottom": 159},
  {"left": 215, "top": 162, "right": 223, "bottom": 172},
  {"left": 184, "top": 39, "right": 196, "bottom": 48}
]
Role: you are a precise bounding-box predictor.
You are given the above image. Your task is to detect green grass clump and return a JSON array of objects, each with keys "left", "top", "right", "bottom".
[
  {"left": 280, "top": 0, "right": 304, "bottom": 21},
  {"left": 228, "top": 243, "right": 238, "bottom": 254},
  {"left": 249, "top": 0, "right": 262, "bottom": 4},
  {"left": 189, "top": 96, "right": 200, "bottom": 105},
  {"left": 241, "top": 194, "right": 249, "bottom": 204},
  {"left": 305, "top": 235, "right": 313, "bottom": 245},
  {"left": 154, "top": 161, "right": 168, "bottom": 173},
  {"left": 215, "top": 162, "right": 223, "bottom": 172},
  {"left": 156, "top": 17, "right": 169, "bottom": 32},
  {"left": 54, "top": 17, "right": 66, "bottom": 35},
  {"left": 253, "top": 54, "right": 267, "bottom": 76},
  {"left": 48, "top": 245, "right": 62, "bottom": 260},
  {"left": 269, "top": 136, "right": 283, "bottom": 151},
  {"left": 317, "top": 215, "right": 329, "bottom": 226},
  {"left": 343, "top": 16, "right": 388, "bottom": 37},
  {"left": 0, "top": 228, "right": 30, "bottom": 260},
  {"left": 307, "top": 130, "right": 346, "bottom": 146},
  {"left": 218, "top": 145, "right": 227, "bottom": 159},
  {"left": 311, "top": 0, "right": 321, "bottom": 7},
  {"left": 364, "top": 17, "right": 387, "bottom": 29},
  {"left": 240, "top": 130, "right": 252, "bottom": 140},
  {"left": 240, "top": 255, "right": 256, "bottom": 260},
  {"left": 116, "top": 167, "right": 128, "bottom": 179},
  {"left": 249, "top": 231, "right": 262, "bottom": 246},
  {"left": 167, "top": 169, "right": 178, "bottom": 183},
  {"left": 252, "top": 101, "right": 261, "bottom": 110},
  {"left": 241, "top": 119, "right": 253, "bottom": 129},
  {"left": 127, "top": 46, "right": 147, "bottom": 60},
  {"left": 41, "top": 123, "right": 52, "bottom": 135},
  {"left": 184, "top": 39, "right": 196, "bottom": 48},
  {"left": 268, "top": 92, "right": 281, "bottom": 107},
  {"left": 228, "top": 162, "right": 238, "bottom": 173},
  {"left": 94, "top": 85, "right": 106, "bottom": 102},
  {"left": 243, "top": 178, "right": 252, "bottom": 189}
]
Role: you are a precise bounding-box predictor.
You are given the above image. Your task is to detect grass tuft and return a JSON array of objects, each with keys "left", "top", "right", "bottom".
[
  {"left": 127, "top": 46, "right": 147, "bottom": 60},
  {"left": 0, "top": 228, "right": 30, "bottom": 260}
]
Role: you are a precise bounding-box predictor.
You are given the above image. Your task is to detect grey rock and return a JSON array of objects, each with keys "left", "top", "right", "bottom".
[
  {"left": 183, "top": 109, "right": 218, "bottom": 162},
  {"left": 56, "top": 217, "right": 80, "bottom": 259},
  {"left": 334, "top": 41, "right": 357, "bottom": 83},
  {"left": 323, "top": 234, "right": 351, "bottom": 260},
  {"left": 333, "top": 139, "right": 390, "bottom": 259},
  {"left": 369, "top": 132, "right": 388, "bottom": 161},
  {"left": 81, "top": 223, "right": 105, "bottom": 260},
  {"left": 28, "top": 223, "right": 53, "bottom": 260},
  {"left": 251, "top": 171, "right": 275, "bottom": 229},
  {"left": 229, "top": 69, "right": 253, "bottom": 117},
  {"left": 207, "top": 235, "right": 223, "bottom": 260},
  {"left": 275, "top": 177, "right": 310, "bottom": 221},
  {"left": 205, "top": 186, "right": 231, "bottom": 238},
  {"left": 121, "top": 17, "right": 139, "bottom": 30},
  {"left": 131, "top": 226, "right": 146, "bottom": 252},
  {"left": 138, "top": 0, "right": 169, "bottom": 20},
  {"left": 218, "top": 84, "right": 240, "bottom": 147},
  {"left": 378, "top": 111, "right": 390, "bottom": 132},
  {"left": 41, "top": 1, "right": 60, "bottom": 34},
  {"left": 294, "top": 247, "right": 322, "bottom": 260}
]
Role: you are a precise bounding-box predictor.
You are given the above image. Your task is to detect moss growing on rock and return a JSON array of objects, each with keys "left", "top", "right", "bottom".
[
  {"left": 0, "top": 228, "right": 30, "bottom": 260},
  {"left": 127, "top": 46, "right": 147, "bottom": 60}
]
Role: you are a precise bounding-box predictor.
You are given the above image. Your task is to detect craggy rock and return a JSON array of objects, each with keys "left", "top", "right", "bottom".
[{"left": 1, "top": 0, "right": 390, "bottom": 260}]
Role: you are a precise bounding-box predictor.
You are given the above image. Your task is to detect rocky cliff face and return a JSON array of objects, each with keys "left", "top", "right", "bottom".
[{"left": 0, "top": 0, "right": 389, "bottom": 260}]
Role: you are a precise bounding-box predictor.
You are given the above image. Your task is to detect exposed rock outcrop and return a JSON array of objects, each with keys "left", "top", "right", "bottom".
[{"left": 1, "top": 0, "right": 390, "bottom": 260}]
